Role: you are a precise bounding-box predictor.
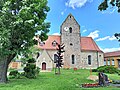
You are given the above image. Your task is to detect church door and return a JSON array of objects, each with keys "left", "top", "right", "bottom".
[{"left": 42, "top": 62, "right": 46, "bottom": 70}]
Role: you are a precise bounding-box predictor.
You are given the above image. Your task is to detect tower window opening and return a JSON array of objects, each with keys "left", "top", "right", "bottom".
[
  {"left": 72, "top": 55, "right": 75, "bottom": 64},
  {"left": 88, "top": 55, "right": 91, "bottom": 65},
  {"left": 69, "top": 27, "right": 72, "bottom": 33}
]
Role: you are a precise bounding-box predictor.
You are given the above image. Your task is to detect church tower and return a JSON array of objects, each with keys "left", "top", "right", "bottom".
[{"left": 60, "top": 14, "right": 81, "bottom": 68}]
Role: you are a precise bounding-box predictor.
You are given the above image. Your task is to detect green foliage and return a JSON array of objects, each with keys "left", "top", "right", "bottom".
[
  {"left": 20, "top": 46, "right": 40, "bottom": 65},
  {"left": 92, "top": 69, "right": 98, "bottom": 72},
  {"left": 0, "top": 0, "right": 49, "bottom": 82},
  {"left": 114, "top": 33, "right": 120, "bottom": 42},
  {"left": 23, "top": 58, "right": 40, "bottom": 79},
  {"left": 35, "top": 67, "right": 40, "bottom": 76},
  {"left": 9, "top": 70, "right": 19, "bottom": 76},
  {"left": 96, "top": 66, "right": 118, "bottom": 74},
  {"left": 98, "top": 0, "right": 120, "bottom": 12},
  {"left": 0, "top": 0, "right": 50, "bottom": 56},
  {"left": 98, "top": 0, "right": 108, "bottom": 11},
  {"left": 27, "top": 58, "right": 36, "bottom": 63},
  {"left": 117, "top": 70, "right": 120, "bottom": 75},
  {"left": 9, "top": 70, "right": 21, "bottom": 79}
]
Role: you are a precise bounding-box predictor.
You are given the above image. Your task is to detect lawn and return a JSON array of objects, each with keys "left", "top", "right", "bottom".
[{"left": 0, "top": 69, "right": 120, "bottom": 90}]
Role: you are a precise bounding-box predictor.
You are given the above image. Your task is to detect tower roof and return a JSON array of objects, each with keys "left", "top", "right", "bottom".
[{"left": 60, "top": 13, "right": 80, "bottom": 28}]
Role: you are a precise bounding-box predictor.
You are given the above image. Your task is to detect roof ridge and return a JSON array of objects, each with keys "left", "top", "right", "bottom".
[
  {"left": 90, "top": 38, "right": 101, "bottom": 52},
  {"left": 48, "top": 35, "right": 61, "bottom": 36},
  {"left": 81, "top": 37, "right": 92, "bottom": 38},
  {"left": 105, "top": 50, "right": 120, "bottom": 53}
]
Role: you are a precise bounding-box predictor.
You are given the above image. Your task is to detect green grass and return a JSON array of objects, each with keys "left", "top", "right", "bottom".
[{"left": 0, "top": 69, "right": 120, "bottom": 90}]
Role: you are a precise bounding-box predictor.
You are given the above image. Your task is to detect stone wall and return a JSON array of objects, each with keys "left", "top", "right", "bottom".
[{"left": 81, "top": 51, "right": 104, "bottom": 69}]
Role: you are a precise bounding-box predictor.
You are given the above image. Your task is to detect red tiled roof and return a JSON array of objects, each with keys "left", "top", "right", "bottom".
[
  {"left": 37, "top": 35, "right": 60, "bottom": 50},
  {"left": 37, "top": 35, "right": 102, "bottom": 52},
  {"left": 81, "top": 37, "right": 102, "bottom": 52},
  {"left": 104, "top": 51, "right": 120, "bottom": 57}
]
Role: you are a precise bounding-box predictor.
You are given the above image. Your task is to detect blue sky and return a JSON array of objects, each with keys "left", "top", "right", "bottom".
[{"left": 46, "top": 0, "right": 120, "bottom": 52}]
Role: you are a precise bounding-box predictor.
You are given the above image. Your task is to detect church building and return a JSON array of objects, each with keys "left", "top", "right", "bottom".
[{"left": 35, "top": 14, "right": 104, "bottom": 70}]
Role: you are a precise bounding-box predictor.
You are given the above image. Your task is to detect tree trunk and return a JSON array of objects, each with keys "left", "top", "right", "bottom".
[
  {"left": 0, "top": 54, "right": 16, "bottom": 83},
  {"left": 0, "top": 59, "right": 8, "bottom": 83}
]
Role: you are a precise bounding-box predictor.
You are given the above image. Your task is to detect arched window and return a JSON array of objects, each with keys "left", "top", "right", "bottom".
[
  {"left": 72, "top": 55, "right": 75, "bottom": 64},
  {"left": 112, "top": 59, "right": 115, "bottom": 65},
  {"left": 108, "top": 59, "right": 110, "bottom": 65},
  {"left": 104, "top": 60, "right": 106, "bottom": 66},
  {"left": 69, "top": 27, "right": 72, "bottom": 33},
  {"left": 88, "top": 55, "right": 91, "bottom": 65},
  {"left": 70, "top": 43, "right": 73, "bottom": 46}
]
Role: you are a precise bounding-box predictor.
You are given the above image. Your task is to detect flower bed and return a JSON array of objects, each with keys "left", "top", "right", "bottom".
[
  {"left": 82, "top": 83, "right": 100, "bottom": 88},
  {"left": 73, "top": 68, "right": 77, "bottom": 71}
]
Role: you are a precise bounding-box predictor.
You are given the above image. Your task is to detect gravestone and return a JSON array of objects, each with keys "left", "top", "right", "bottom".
[{"left": 98, "top": 72, "right": 109, "bottom": 86}]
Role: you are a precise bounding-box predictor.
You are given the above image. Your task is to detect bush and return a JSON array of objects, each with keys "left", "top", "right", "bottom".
[
  {"left": 9, "top": 70, "right": 19, "bottom": 76},
  {"left": 35, "top": 67, "right": 40, "bottom": 76},
  {"left": 27, "top": 58, "right": 36, "bottom": 63},
  {"left": 9, "top": 70, "right": 21, "bottom": 79},
  {"left": 117, "top": 70, "right": 120, "bottom": 75},
  {"left": 23, "top": 58, "right": 40, "bottom": 79},
  {"left": 97, "top": 66, "right": 118, "bottom": 74},
  {"left": 92, "top": 69, "right": 97, "bottom": 72}
]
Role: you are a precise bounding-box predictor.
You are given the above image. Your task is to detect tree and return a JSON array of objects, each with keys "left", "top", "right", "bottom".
[
  {"left": 114, "top": 33, "right": 120, "bottom": 42},
  {"left": 54, "top": 44, "right": 65, "bottom": 74},
  {"left": 98, "top": 0, "right": 120, "bottom": 12},
  {"left": 0, "top": 0, "right": 50, "bottom": 83},
  {"left": 98, "top": 1, "right": 120, "bottom": 42}
]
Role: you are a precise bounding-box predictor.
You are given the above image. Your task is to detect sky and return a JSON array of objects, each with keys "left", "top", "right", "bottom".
[{"left": 45, "top": 0, "right": 120, "bottom": 53}]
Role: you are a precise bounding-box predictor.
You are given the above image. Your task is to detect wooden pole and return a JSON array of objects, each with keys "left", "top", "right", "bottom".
[{"left": 90, "top": 68, "right": 92, "bottom": 75}]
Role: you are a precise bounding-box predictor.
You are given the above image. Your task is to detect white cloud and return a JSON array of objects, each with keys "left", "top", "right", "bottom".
[
  {"left": 65, "top": 0, "right": 93, "bottom": 9},
  {"left": 109, "top": 35, "right": 116, "bottom": 40},
  {"left": 52, "top": 33, "right": 60, "bottom": 35},
  {"left": 61, "top": 9, "right": 67, "bottom": 15},
  {"left": 96, "top": 35, "right": 116, "bottom": 41},
  {"left": 82, "top": 29, "right": 87, "bottom": 33},
  {"left": 100, "top": 47, "right": 120, "bottom": 53},
  {"left": 61, "top": 12, "right": 64, "bottom": 15},
  {"left": 87, "top": 30, "right": 99, "bottom": 39},
  {"left": 96, "top": 36, "right": 110, "bottom": 41}
]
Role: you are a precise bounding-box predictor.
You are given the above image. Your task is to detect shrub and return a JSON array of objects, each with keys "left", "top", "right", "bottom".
[
  {"left": 117, "top": 70, "right": 120, "bottom": 75},
  {"left": 9, "top": 70, "right": 19, "bottom": 76},
  {"left": 27, "top": 58, "right": 36, "bottom": 63},
  {"left": 35, "top": 67, "right": 40, "bottom": 76},
  {"left": 92, "top": 69, "right": 97, "bottom": 72},
  {"left": 23, "top": 58, "right": 40, "bottom": 79},
  {"left": 9, "top": 70, "right": 20, "bottom": 79},
  {"left": 97, "top": 66, "right": 118, "bottom": 74}
]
